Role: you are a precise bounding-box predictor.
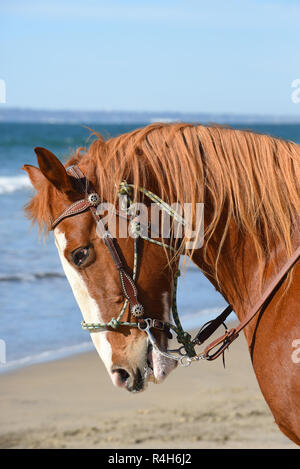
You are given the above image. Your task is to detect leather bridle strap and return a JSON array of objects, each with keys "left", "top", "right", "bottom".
[
  {"left": 51, "top": 199, "right": 92, "bottom": 230},
  {"left": 199, "top": 245, "right": 300, "bottom": 360},
  {"left": 95, "top": 214, "right": 143, "bottom": 316}
]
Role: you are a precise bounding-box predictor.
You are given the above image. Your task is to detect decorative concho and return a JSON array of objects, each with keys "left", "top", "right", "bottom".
[
  {"left": 88, "top": 193, "right": 101, "bottom": 206},
  {"left": 131, "top": 303, "right": 144, "bottom": 318}
]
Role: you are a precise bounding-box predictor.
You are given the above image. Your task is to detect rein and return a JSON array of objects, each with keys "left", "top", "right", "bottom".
[{"left": 51, "top": 166, "right": 300, "bottom": 367}]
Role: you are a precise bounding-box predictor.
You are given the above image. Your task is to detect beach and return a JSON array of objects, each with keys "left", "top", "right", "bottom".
[{"left": 0, "top": 328, "right": 297, "bottom": 449}]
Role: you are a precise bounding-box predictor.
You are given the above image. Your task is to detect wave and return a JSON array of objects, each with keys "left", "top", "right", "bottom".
[
  {"left": 0, "top": 272, "right": 65, "bottom": 282},
  {"left": 0, "top": 175, "right": 32, "bottom": 194},
  {"left": 0, "top": 341, "right": 94, "bottom": 375}
]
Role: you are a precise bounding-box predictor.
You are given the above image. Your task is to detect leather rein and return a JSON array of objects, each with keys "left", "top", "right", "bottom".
[{"left": 51, "top": 165, "right": 300, "bottom": 367}]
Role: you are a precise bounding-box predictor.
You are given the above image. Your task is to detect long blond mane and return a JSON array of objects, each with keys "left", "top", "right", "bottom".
[{"left": 26, "top": 123, "right": 300, "bottom": 278}]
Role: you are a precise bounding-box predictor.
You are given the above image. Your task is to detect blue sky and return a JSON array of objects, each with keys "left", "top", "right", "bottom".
[{"left": 1, "top": 0, "right": 300, "bottom": 115}]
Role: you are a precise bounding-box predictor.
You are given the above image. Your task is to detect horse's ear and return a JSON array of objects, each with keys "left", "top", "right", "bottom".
[
  {"left": 33, "top": 147, "right": 73, "bottom": 193},
  {"left": 22, "top": 164, "right": 47, "bottom": 191}
]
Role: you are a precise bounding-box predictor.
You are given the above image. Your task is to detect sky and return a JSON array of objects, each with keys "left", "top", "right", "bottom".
[{"left": 1, "top": 0, "right": 300, "bottom": 116}]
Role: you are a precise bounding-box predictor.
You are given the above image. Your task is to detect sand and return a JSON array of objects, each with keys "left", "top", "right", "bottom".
[{"left": 0, "top": 329, "right": 297, "bottom": 449}]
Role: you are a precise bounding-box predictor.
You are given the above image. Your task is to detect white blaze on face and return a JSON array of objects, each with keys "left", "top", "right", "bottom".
[{"left": 54, "top": 229, "right": 113, "bottom": 374}]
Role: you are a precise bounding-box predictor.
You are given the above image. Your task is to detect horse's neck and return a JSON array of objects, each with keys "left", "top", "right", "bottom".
[{"left": 192, "top": 220, "right": 297, "bottom": 334}]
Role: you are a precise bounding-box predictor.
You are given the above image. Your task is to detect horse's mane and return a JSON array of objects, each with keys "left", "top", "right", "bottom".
[{"left": 26, "top": 122, "right": 300, "bottom": 279}]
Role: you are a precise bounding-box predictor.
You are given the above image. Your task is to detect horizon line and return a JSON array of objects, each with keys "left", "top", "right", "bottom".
[{"left": 1, "top": 105, "right": 300, "bottom": 117}]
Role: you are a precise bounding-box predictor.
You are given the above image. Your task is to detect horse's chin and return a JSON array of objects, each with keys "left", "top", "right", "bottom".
[{"left": 146, "top": 346, "right": 177, "bottom": 385}]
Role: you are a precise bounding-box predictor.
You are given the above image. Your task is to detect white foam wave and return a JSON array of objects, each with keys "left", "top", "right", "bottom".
[
  {"left": 0, "top": 272, "right": 65, "bottom": 282},
  {"left": 0, "top": 341, "right": 94, "bottom": 374},
  {"left": 0, "top": 175, "right": 32, "bottom": 194}
]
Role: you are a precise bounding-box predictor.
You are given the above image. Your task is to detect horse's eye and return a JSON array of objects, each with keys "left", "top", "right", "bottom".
[{"left": 71, "top": 246, "right": 90, "bottom": 267}]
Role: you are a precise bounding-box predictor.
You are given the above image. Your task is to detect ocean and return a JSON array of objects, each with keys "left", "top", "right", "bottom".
[{"left": 0, "top": 122, "right": 299, "bottom": 373}]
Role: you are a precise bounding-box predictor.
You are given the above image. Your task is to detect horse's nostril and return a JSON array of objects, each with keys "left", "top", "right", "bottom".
[
  {"left": 113, "top": 368, "right": 130, "bottom": 384},
  {"left": 111, "top": 367, "right": 144, "bottom": 392}
]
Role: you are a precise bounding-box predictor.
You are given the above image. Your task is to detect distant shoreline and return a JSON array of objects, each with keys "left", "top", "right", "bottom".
[{"left": 1, "top": 107, "right": 300, "bottom": 124}]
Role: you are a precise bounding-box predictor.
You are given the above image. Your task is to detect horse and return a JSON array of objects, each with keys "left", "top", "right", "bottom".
[{"left": 23, "top": 123, "right": 300, "bottom": 445}]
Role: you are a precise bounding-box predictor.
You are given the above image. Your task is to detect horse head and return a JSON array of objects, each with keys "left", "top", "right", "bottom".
[{"left": 23, "top": 146, "right": 178, "bottom": 392}]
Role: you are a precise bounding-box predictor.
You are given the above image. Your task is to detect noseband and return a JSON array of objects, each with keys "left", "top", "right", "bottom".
[{"left": 51, "top": 165, "right": 300, "bottom": 367}]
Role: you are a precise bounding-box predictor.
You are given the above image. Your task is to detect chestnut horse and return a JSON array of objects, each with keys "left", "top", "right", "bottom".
[{"left": 23, "top": 123, "right": 300, "bottom": 445}]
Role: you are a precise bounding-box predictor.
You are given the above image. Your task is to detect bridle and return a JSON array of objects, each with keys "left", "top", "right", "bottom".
[
  {"left": 51, "top": 165, "right": 198, "bottom": 362},
  {"left": 51, "top": 165, "right": 300, "bottom": 367}
]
